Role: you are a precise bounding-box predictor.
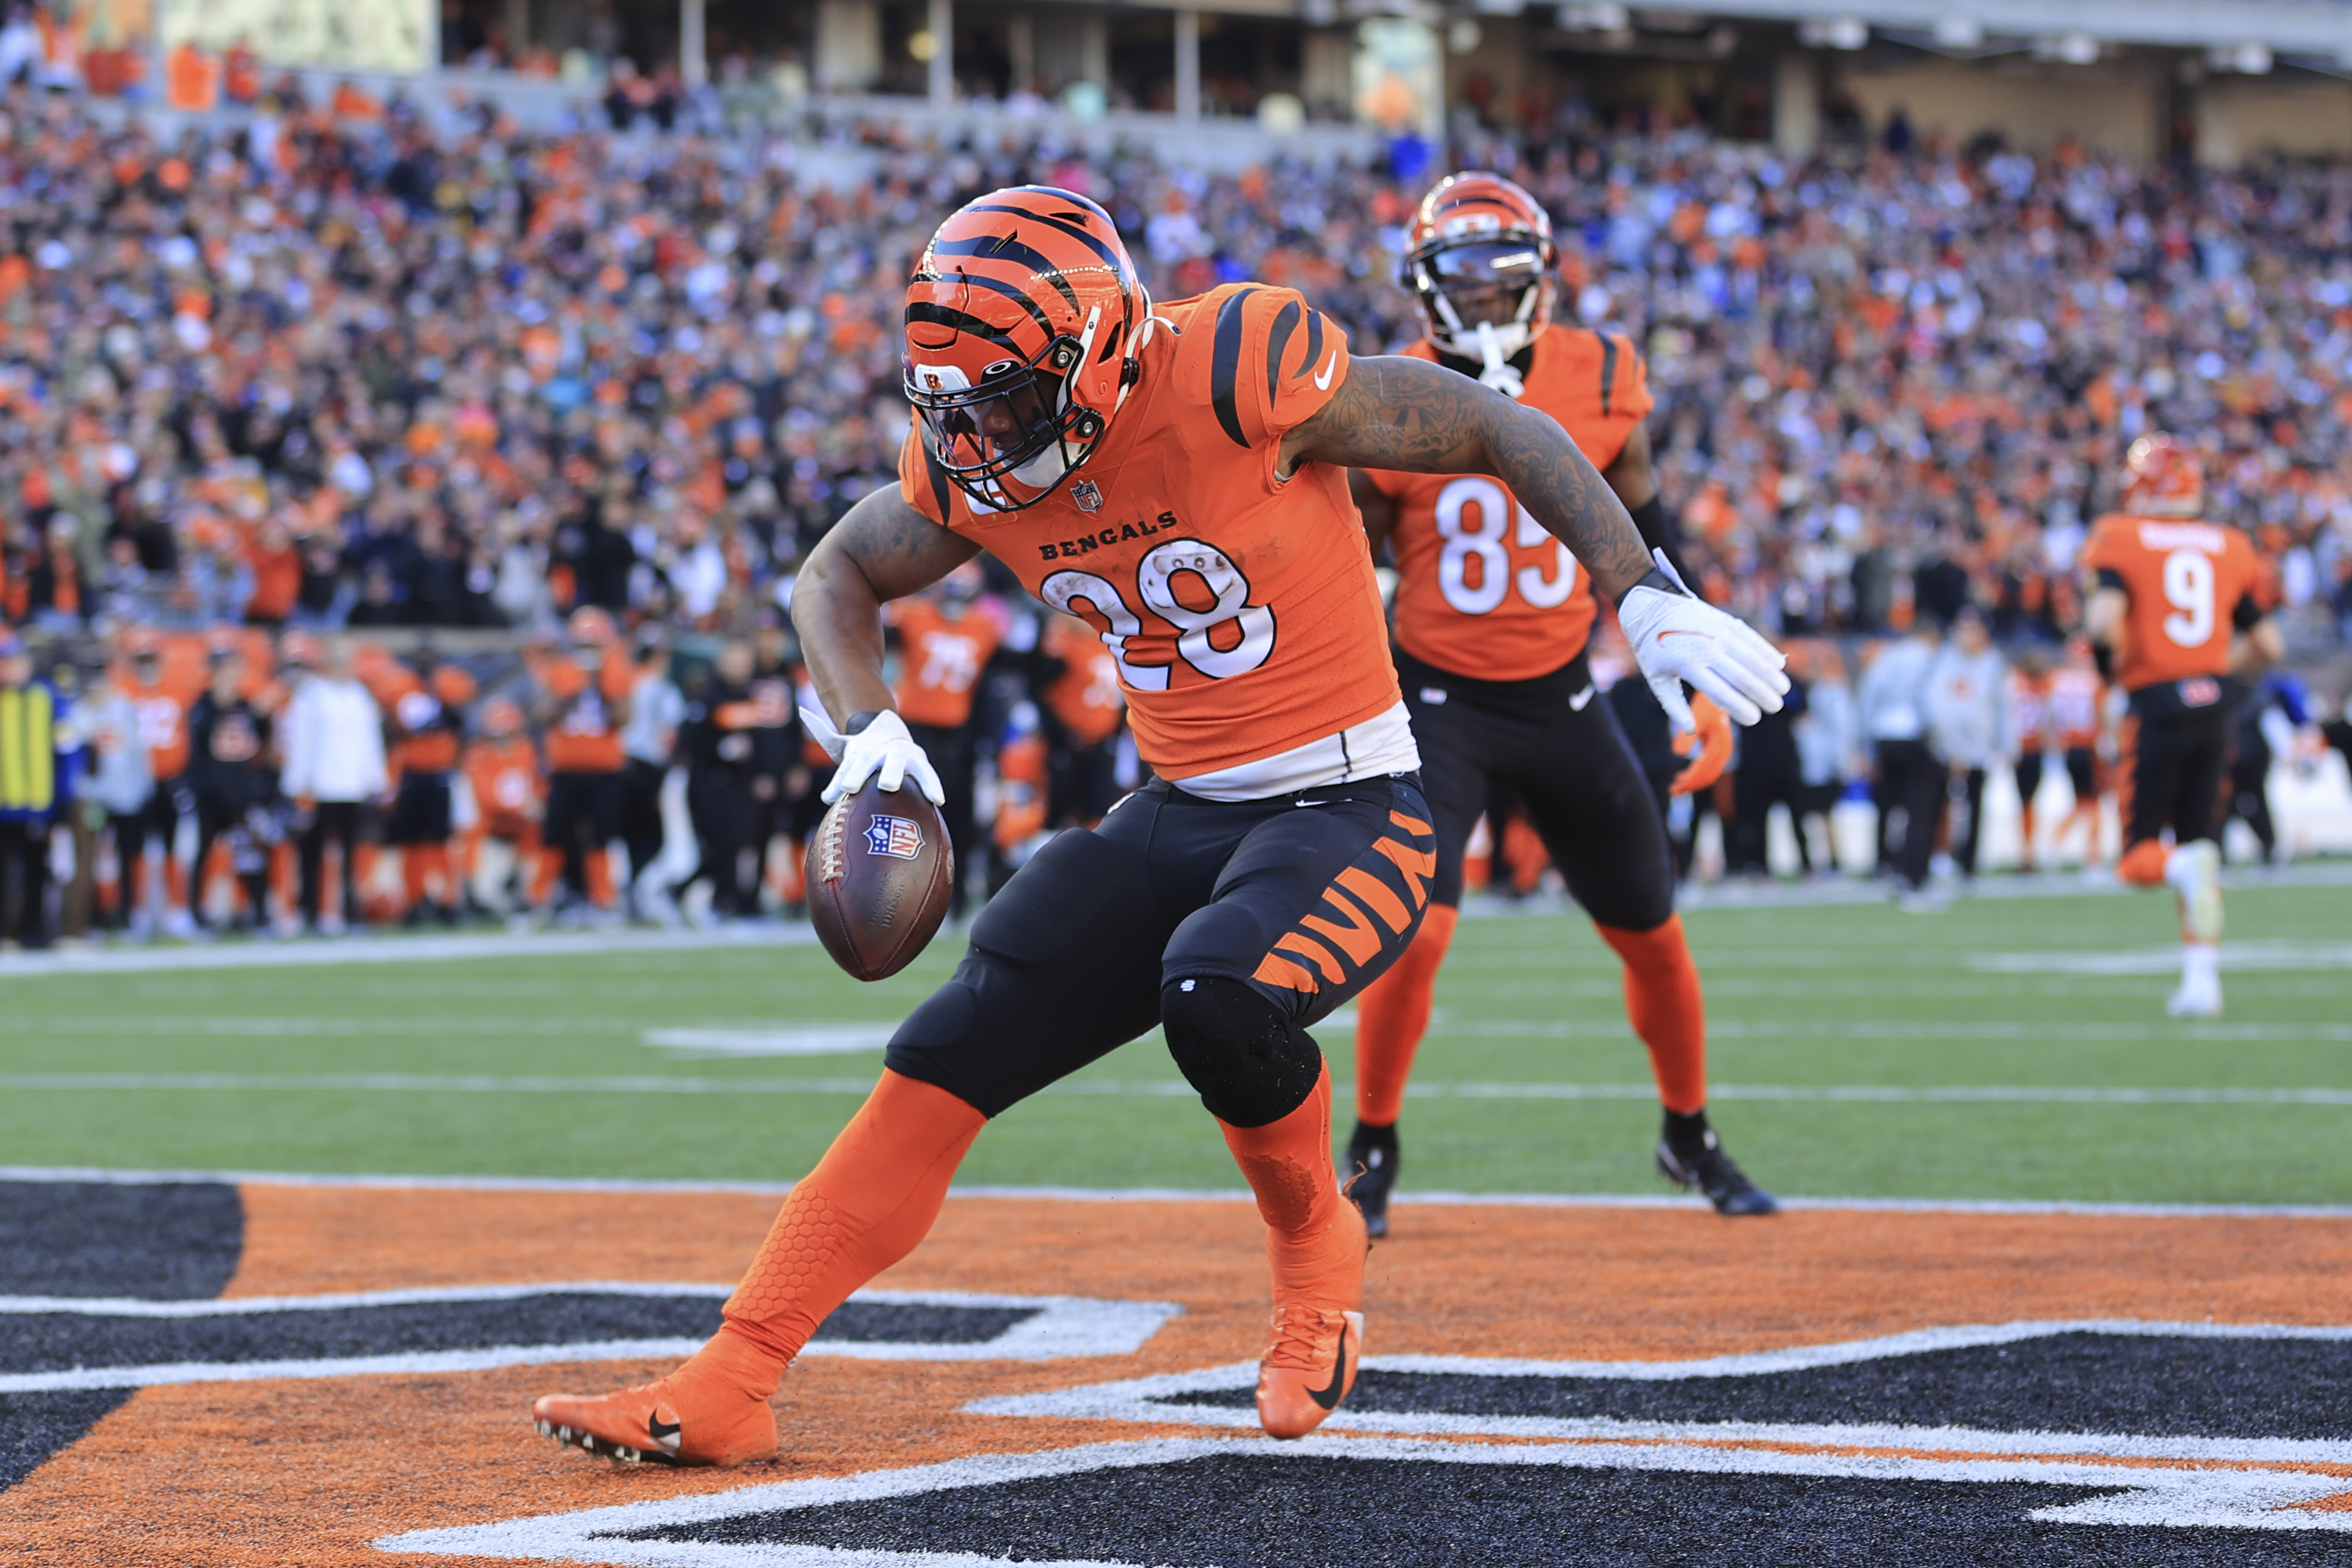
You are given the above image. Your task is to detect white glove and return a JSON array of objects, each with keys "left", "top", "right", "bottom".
[
  {"left": 1616, "top": 550, "right": 1790, "bottom": 732},
  {"left": 802, "top": 706, "right": 946, "bottom": 805}
]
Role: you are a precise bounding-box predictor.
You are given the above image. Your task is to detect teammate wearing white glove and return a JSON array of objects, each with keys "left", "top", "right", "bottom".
[
  {"left": 1618, "top": 549, "right": 1790, "bottom": 731},
  {"left": 800, "top": 706, "right": 946, "bottom": 806}
]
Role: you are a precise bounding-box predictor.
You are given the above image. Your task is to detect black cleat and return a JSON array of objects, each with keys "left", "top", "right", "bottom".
[
  {"left": 1657, "top": 1132, "right": 1779, "bottom": 1216},
  {"left": 1343, "top": 1120, "right": 1399, "bottom": 1239}
]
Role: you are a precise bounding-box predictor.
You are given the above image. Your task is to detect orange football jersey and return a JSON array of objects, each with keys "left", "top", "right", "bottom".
[
  {"left": 2082, "top": 514, "right": 2263, "bottom": 693},
  {"left": 898, "top": 283, "right": 1397, "bottom": 782},
  {"left": 2003, "top": 668, "right": 2052, "bottom": 752},
  {"left": 533, "top": 650, "right": 633, "bottom": 773},
  {"left": 1042, "top": 613, "right": 1125, "bottom": 746},
  {"left": 1368, "top": 328, "right": 1652, "bottom": 681},
  {"left": 891, "top": 599, "right": 1002, "bottom": 730},
  {"left": 463, "top": 736, "right": 544, "bottom": 837},
  {"left": 121, "top": 668, "right": 207, "bottom": 781},
  {"left": 2047, "top": 666, "right": 2103, "bottom": 750}
]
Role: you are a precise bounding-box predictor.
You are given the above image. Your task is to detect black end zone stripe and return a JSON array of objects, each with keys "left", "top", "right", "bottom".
[
  {"left": 1210, "top": 288, "right": 1261, "bottom": 448},
  {"left": 927, "top": 237, "right": 1083, "bottom": 314},
  {"left": 906, "top": 302, "right": 1022, "bottom": 351},
  {"left": 1265, "top": 299, "right": 1301, "bottom": 408},
  {"left": 1599, "top": 333, "right": 1620, "bottom": 417},
  {"left": 1297, "top": 308, "right": 1324, "bottom": 381}
]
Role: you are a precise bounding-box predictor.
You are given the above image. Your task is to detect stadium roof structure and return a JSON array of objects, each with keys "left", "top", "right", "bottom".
[{"left": 1496, "top": 0, "right": 2352, "bottom": 67}]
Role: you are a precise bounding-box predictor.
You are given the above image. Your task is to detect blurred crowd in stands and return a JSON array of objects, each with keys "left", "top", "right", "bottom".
[{"left": 2, "top": 85, "right": 2352, "bottom": 945}]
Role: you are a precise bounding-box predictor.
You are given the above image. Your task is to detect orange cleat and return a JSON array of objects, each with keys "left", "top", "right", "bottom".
[
  {"left": 1254, "top": 1196, "right": 1368, "bottom": 1439},
  {"left": 533, "top": 1345, "right": 779, "bottom": 1468}
]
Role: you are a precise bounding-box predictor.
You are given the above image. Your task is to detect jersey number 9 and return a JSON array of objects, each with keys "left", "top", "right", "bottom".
[{"left": 2161, "top": 548, "right": 2215, "bottom": 649}]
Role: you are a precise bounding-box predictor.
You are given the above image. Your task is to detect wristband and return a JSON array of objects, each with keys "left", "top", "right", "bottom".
[{"left": 844, "top": 711, "right": 882, "bottom": 735}]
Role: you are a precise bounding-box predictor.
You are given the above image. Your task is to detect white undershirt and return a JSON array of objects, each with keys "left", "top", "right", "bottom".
[{"left": 1164, "top": 701, "right": 1422, "bottom": 802}]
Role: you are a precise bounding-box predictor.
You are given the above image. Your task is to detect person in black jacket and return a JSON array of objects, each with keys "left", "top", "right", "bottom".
[
  {"left": 185, "top": 646, "right": 279, "bottom": 932},
  {"left": 673, "top": 639, "right": 779, "bottom": 921}
]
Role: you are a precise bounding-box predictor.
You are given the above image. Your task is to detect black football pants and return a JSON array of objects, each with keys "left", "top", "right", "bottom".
[
  {"left": 1397, "top": 648, "right": 1675, "bottom": 929},
  {"left": 885, "top": 773, "right": 1435, "bottom": 1127}
]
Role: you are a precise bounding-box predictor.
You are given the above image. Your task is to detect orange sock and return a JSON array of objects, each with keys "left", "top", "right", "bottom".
[
  {"left": 720, "top": 1069, "right": 985, "bottom": 1383},
  {"left": 530, "top": 844, "right": 561, "bottom": 906},
  {"left": 1352, "top": 904, "right": 1459, "bottom": 1127},
  {"left": 1220, "top": 1061, "right": 1341, "bottom": 1282},
  {"left": 1595, "top": 915, "right": 1707, "bottom": 1116},
  {"left": 586, "top": 846, "right": 615, "bottom": 909},
  {"left": 2118, "top": 840, "right": 2169, "bottom": 886}
]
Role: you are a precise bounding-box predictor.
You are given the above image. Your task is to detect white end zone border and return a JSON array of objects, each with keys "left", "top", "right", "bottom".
[
  {"left": 375, "top": 1432, "right": 2352, "bottom": 1566},
  {"left": 965, "top": 1319, "right": 2352, "bottom": 1470},
  {"left": 0, "top": 1283, "right": 1180, "bottom": 1393}
]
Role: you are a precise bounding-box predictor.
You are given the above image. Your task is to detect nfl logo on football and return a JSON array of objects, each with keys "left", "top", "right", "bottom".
[
  {"left": 864, "top": 815, "right": 924, "bottom": 859},
  {"left": 1072, "top": 478, "right": 1102, "bottom": 513}
]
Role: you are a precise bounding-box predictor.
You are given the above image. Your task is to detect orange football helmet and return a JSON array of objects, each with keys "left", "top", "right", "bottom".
[
  {"left": 902, "top": 186, "right": 1149, "bottom": 511},
  {"left": 1402, "top": 172, "right": 1558, "bottom": 365},
  {"left": 2122, "top": 434, "right": 2204, "bottom": 518}
]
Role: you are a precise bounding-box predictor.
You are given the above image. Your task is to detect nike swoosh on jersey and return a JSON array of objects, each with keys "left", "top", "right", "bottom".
[
  {"left": 1568, "top": 684, "right": 1596, "bottom": 710},
  {"left": 1313, "top": 351, "right": 1338, "bottom": 391}
]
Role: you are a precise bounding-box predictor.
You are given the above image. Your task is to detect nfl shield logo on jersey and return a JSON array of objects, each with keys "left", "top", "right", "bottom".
[
  {"left": 864, "top": 815, "right": 924, "bottom": 859},
  {"left": 1071, "top": 478, "right": 1103, "bottom": 513}
]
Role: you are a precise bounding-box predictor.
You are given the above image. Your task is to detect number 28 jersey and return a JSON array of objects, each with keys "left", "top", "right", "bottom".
[
  {"left": 898, "top": 283, "right": 1409, "bottom": 792},
  {"left": 2082, "top": 514, "right": 2263, "bottom": 695},
  {"left": 1366, "top": 328, "right": 1651, "bottom": 683}
]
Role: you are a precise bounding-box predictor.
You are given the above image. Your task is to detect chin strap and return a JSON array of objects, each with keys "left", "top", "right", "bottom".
[{"left": 1474, "top": 321, "right": 1524, "bottom": 399}]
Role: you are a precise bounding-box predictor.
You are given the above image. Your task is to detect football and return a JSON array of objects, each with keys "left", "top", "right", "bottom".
[{"left": 804, "top": 781, "right": 956, "bottom": 982}]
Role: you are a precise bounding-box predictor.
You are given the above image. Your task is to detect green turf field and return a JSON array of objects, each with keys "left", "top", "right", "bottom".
[{"left": 2, "top": 878, "right": 2348, "bottom": 1203}]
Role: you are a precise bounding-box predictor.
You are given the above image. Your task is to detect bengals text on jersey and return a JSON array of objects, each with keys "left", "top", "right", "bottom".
[
  {"left": 1367, "top": 328, "right": 1652, "bottom": 682},
  {"left": 899, "top": 281, "right": 1411, "bottom": 795}
]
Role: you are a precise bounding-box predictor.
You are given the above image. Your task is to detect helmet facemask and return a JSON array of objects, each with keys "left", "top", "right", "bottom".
[
  {"left": 907, "top": 305, "right": 1111, "bottom": 513},
  {"left": 1406, "top": 239, "right": 1553, "bottom": 397}
]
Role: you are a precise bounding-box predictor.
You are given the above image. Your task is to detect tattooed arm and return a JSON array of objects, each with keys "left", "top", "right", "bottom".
[
  {"left": 791, "top": 485, "right": 982, "bottom": 723},
  {"left": 1281, "top": 354, "right": 1660, "bottom": 603}
]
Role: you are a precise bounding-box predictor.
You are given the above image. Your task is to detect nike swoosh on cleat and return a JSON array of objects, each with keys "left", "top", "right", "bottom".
[
  {"left": 648, "top": 1413, "right": 683, "bottom": 1453},
  {"left": 1308, "top": 1322, "right": 1350, "bottom": 1410},
  {"left": 1567, "top": 684, "right": 1596, "bottom": 710},
  {"left": 1313, "top": 350, "right": 1338, "bottom": 390}
]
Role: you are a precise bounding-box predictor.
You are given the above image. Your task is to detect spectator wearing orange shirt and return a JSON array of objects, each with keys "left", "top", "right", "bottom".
[
  {"left": 888, "top": 566, "right": 1003, "bottom": 920},
  {"left": 244, "top": 515, "right": 303, "bottom": 630},
  {"left": 530, "top": 610, "right": 633, "bottom": 917}
]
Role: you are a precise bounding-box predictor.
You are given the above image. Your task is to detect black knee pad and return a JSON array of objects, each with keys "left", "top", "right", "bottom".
[{"left": 1160, "top": 974, "right": 1324, "bottom": 1128}]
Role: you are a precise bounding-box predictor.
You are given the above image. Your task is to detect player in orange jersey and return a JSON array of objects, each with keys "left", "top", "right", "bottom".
[
  {"left": 888, "top": 563, "right": 1004, "bottom": 918},
  {"left": 2045, "top": 634, "right": 2108, "bottom": 864},
  {"left": 528, "top": 610, "right": 633, "bottom": 919},
  {"left": 1039, "top": 608, "right": 1126, "bottom": 826},
  {"left": 1341, "top": 173, "right": 1772, "bottom": 1229},
  {"left": 118, "top": 631, "right": 207, "bottom": 938},
  {"left": 460, "top": 697, "right": 545, "bottom": 915},
  {"left": 531, "top": 185, "right": 1784, "bottom": 1468},
  {"left": 2003, "top": 648, "right": 2056, "bottom": 872},
  {"left": 2083, "top": 435, "right": 2281, "bottom": 1018},
  {"left": 384, "top": 655, "right": 477, "bottom": 925}
]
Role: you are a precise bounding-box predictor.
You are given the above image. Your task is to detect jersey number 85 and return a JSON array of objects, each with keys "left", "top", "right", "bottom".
[{"left": 1433, "top": 476, "right": 1580, "bottom": 616}]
